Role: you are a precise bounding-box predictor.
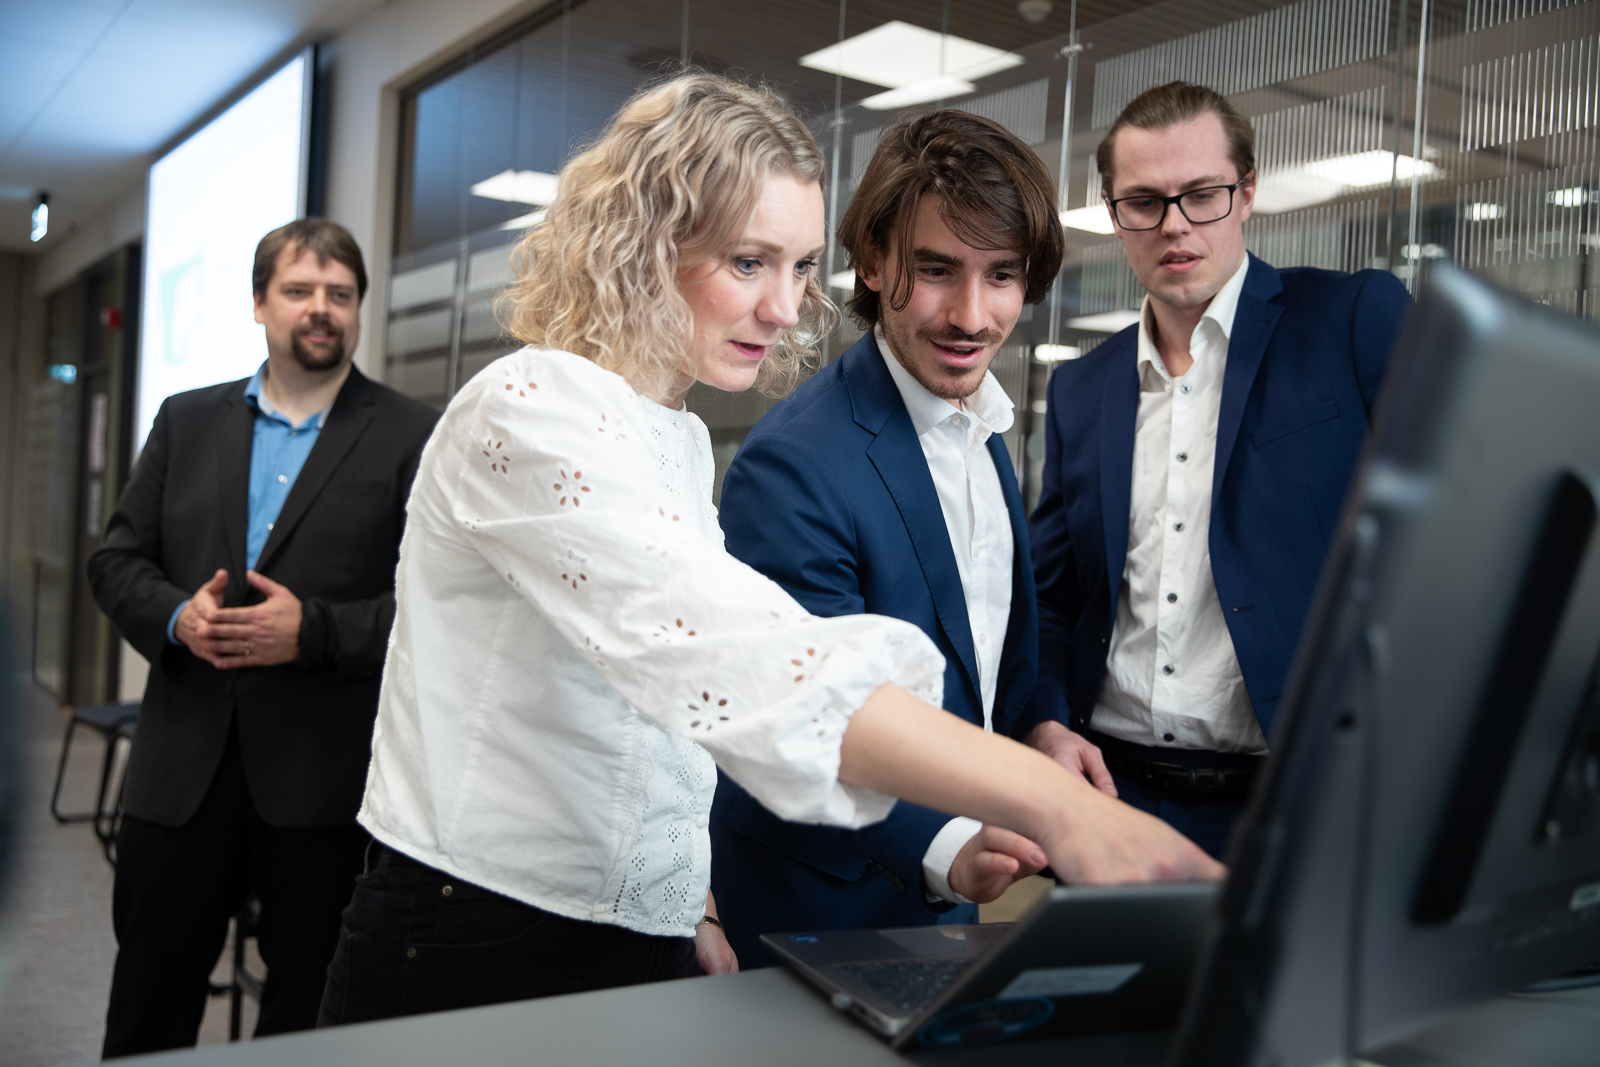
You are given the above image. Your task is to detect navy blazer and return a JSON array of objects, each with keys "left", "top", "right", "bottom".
[
  {"left": 712, "top": 332, "right": 1039, "bottom": 966},
  {"left": 1027, "top": 256, "right": 1409, "bottom": 743}
]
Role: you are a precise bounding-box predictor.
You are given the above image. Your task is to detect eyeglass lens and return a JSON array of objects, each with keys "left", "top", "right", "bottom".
[{"left": 1114, "top": 187, "right": 1235, "bottom": 230}]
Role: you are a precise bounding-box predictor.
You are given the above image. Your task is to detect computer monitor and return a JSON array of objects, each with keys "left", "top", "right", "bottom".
[{"left": 1172, "top": 262, "right": 1600, "bottom": 1067}]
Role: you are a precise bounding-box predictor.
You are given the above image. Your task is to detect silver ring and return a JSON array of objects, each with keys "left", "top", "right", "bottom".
[{"left": 244, "top": 641, "right": 251, "bottom": 656}]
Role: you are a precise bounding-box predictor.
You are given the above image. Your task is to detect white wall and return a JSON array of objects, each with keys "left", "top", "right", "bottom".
[
  {"left": 323, "top": 0, "right": 549, "bottom": 376},
  {"left": 37, "top": 177, "right": 146, "bottom": 296}
]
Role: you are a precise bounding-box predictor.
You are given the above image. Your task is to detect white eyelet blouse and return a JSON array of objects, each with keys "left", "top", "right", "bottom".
[{"left": 358, "top": 348, "right": 945, "bottom": 937}]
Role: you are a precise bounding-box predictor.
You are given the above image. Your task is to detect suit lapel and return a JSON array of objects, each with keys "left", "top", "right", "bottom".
[
  {"left": 845, "top": 339, "right": 983, "bottom": 711},
  {"left": 252, "top": 368, "right": 378, "bottom": 576},
  {"left": 1213, "top": 256, "right": 1285, "bottom": 510},
  {"left": 989, "top": 433, "right": 1037, "bottom": 733},
  {"left": 217, "top": 384, "right": 255, "bottom": 603},
  {"left": 1099, "top": 334, "right": 1140, "bottom": 623}
]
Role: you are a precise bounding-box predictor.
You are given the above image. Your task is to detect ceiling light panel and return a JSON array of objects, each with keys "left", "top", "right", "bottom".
[
  {"left": 1060, "top": 205, "right": 1115, "bottom": 234},
  {"left": 799, "top": 21, "right": 1023, "bottom": 90},
  {"left": 1068, "top": 310, "right": 1141, "bottom": 333},
  {"left": 861, "top": 76, "right": 977, "bottom": 110},
  {"left": 472, "top": 170, "right": 560, "bottom": 205},
  {"left": 1302, "top": 150, "right": 1437, "bottom": 188}
]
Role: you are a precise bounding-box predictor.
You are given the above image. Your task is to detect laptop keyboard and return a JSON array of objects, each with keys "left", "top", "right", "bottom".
[{"left": 833, "top": 958, "right": 976, "bottom": 1014}]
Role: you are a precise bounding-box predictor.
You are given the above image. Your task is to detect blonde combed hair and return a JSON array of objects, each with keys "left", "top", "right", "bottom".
[{"left": 502, "top": 74, "right": 833, "bottom": 400}]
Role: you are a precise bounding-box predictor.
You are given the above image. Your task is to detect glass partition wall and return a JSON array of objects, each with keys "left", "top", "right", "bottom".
[{"left": 388, "top": 0, "right": 1600, "bottom": 505}]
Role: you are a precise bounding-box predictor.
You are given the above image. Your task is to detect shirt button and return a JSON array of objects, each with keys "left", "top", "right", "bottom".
[
  {"left": 1173, "top": 521, "right": 1184, "bottom": 532},
  {"left": 1176, "top": 452, "right": 1188, "bottom": 463},
  {"left": 979, "top": 633, "right": 989, "bottom": 645},
  {"left": 277, "top": 474, "right": 288, "bottom": 483},
  {"left": 1167, "top": 592, "right": 1178, "bottom": 603},
  {"left": 267, "top": 522, "right": 274, "bottom": 531},
  {"left": 1180, "top": 384, "right": 1192, "bottom": 394},
  {"left": 1162, "top": 664, "right": 1175, "bottom": 675},
  {"left": 973, "top": 546, "right": 984, "bottom": 558},
  {"left": 952, "top": 414, "right": 966, "bottom": 427},
  {"left": 696, "top": 814, "right": 709, "bottom": 829},
  {"left": 1163, "top": 732, "right": 1176, "bottom": 743}
]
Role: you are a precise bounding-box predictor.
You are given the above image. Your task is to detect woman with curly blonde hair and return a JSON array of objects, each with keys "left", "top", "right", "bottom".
[{"left": 319, "top": 74, "right": 1217, "bottom": 1025}]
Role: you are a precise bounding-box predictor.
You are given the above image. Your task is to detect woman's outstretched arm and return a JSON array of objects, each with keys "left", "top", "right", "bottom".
[{"left": 841, "top": 685, "right": 1226, "bottom": 884}]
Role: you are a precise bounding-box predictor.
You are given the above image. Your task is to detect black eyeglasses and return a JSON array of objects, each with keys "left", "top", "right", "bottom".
[{"left": 1105, "top": 179, "right": 1247, "bottom": 231}]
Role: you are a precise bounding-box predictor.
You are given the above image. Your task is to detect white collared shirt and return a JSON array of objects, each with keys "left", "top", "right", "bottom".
[
  {"left": 1090, "top": 256, "right": 1268, "bottom": 755},
  {"left": 874, "top": 327, "right": 1016, "bottom": 902},
  {"left": 359, "top": 348, "right": 946, "bottom": 937}
]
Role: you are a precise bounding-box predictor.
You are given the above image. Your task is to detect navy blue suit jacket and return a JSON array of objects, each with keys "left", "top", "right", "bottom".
[
  {"left": 1028, "top": 256, "right": 1409, "bottom": 742},
  {"left": 712, "top": 332, "right": 1039, "bottom": 966}
]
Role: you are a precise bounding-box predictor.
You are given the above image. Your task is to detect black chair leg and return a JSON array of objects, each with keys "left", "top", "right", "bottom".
[
  {"left": 229, "top": 912, "right": 244, "bottom": 1042},
  {"left": 92, "top": 735, "right": 119, "bottom": 843},
  {"left": 49, "top": 719, "right": 91, "bottom": 823}
]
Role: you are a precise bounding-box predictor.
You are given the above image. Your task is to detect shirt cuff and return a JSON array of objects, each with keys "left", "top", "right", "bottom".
[
  {"left": 922, "top": 816, "right": 982, "bottom": 905},
  {"left": 166, "top": 599, "right": 190, "bottom": 644}
]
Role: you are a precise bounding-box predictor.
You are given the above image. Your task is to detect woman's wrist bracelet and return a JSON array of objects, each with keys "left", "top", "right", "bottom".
[{"left": 696, "top": 914, "right": 725, "bottom": 933}]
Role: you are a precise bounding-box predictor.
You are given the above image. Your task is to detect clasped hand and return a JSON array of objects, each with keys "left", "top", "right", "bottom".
[{"left": 175, "top": 568, "right": 302, "bottom": 669}]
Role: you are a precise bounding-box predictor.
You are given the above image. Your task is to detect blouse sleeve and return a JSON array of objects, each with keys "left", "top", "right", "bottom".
[{"left": 442, "top": 352, "right": 945, "bottom": 829}]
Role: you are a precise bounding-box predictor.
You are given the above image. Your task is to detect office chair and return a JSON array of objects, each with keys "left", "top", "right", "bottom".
[{"left": 49, "top": 701, "right": 140, "bottom": 863}]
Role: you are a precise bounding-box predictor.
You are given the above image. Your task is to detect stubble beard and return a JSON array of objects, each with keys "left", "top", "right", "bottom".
[{"left": 880, "top": 311, "right": 1004, "bottom": 403}]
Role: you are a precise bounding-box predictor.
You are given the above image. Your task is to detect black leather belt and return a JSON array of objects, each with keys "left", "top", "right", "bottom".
[{"left": 1089, "top": 732, "right": 1262, "bottom": 804}]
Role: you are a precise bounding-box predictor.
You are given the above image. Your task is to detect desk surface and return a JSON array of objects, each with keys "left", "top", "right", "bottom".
[{"left": 118, "top": 967, "right": 1600, "bottom": 1067}]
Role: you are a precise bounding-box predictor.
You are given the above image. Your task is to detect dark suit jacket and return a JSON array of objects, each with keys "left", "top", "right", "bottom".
[
  {"left": 88, "top": 366, "right": 439, "bottom": 828},
  {"left": 1028, "top": 256, "right": 1409, "bottom": 742},
  {"left": 712, "top": 332, "right": 1039, "bottom": 965}
]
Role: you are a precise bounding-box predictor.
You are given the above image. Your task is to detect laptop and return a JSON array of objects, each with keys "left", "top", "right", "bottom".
[{"left": 762, "top": 881, "right": 1218, "bottom": 1050}]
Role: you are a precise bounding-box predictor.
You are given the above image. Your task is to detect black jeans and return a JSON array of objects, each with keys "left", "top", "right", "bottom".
[
  {"left": 317, "top": 844, "right": 701, "bottom": 1026},
  {"left": 103, "top": 725, "right": 367, "bottom": 1058}
]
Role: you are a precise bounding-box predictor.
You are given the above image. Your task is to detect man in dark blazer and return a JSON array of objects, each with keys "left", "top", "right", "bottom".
[
  {"left": 89, "top": 219, "right": 438, "bottom": 1055},
  {"left": 712, "top": 112, "right": 1116, "bottom": 967},
  {"left": 1029, "top": 82, "right": 1410, "bottom": 859}
]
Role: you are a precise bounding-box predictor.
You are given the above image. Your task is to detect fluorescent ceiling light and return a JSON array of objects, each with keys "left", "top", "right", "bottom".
[
  {"left": 1303, "top": 150, "right": 1437, "bottom": 188},
  {"left": 500, "top": 208, "right": 547, "bottom": 230},
  {"left": 1466, "top": 202, "right": 1505, "bottom": 221},
  {"left": 473, "top": 170, "right": 560, "bottom": 205},
  {"left": 1059, "top": 205, "right": 1115, "bottom": 234},
  {"left": 1034, "top": 343, "right": 1082, "bottom": 362},
  {"left": 827, "top": 270, "right": 857, "bottom": 291},
  {"left": 1548, "top": 186, "right": 1593, "bottom": 207},
  {"left": 861, "top": 76, "right": 976, "bottom": 110},
  {"left": 1402, "top": 243, "right": 1447, "bottom": 261},
  {"left": 1252, "top": 174, "right": 1348, "bottom": 214},
  {"left": 1252, "top": 152, "right": 1439, "bottom": 216},
  {"left": 30, "top": 199, "right": 48, "bottom": 242},
  {"left": 800, "top": 21, "right": 1022, "bottom": 90},
  {"left": 1067, "top": 309, "right": 1141, "bottom": 333}
]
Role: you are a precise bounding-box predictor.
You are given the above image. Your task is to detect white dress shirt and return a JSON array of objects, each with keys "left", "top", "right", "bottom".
[
  {"left": 359, "top": 348, "right": 946, "bottom": 938},
  {"left": 1090, "top": 257, "right": 1268, "bottom": 755},
  {"left": 874, "top": 328, "right": 1016, "bottom": 903}
]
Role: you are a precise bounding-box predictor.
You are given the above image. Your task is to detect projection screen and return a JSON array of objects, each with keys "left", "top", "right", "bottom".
[{"left": 137, "top": 50, "right": 312, "bottom": 451}]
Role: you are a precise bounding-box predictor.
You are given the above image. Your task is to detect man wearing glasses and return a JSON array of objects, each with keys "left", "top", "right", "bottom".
[{"left": 1027, "top": 81, "right": 1410, "bottom": 858}]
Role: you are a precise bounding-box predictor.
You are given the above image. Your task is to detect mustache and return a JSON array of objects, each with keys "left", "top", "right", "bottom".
[
  {"left": 919, "top": 326, "right": 1004, "bottom": 347},
  {"left": 296, "top": 314, "right": 344, "bottom": 343}
]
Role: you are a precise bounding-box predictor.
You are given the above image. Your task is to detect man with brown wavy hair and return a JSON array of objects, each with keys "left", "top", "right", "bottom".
[{"left": 712, "top": 109, "right": 1117, "bottom": 966}]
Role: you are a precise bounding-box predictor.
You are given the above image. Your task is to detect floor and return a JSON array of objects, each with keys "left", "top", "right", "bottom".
[
  {"left": 0, "top": 680, "right": 260, "bottom": 1067},
  {"left": 0, "top": 676, "right": 1047, "bottom": 1066}
]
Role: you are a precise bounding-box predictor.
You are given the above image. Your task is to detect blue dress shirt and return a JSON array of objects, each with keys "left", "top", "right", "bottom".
[{"left": 165, "top": 364, "right": 330, "bottom": 642}]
